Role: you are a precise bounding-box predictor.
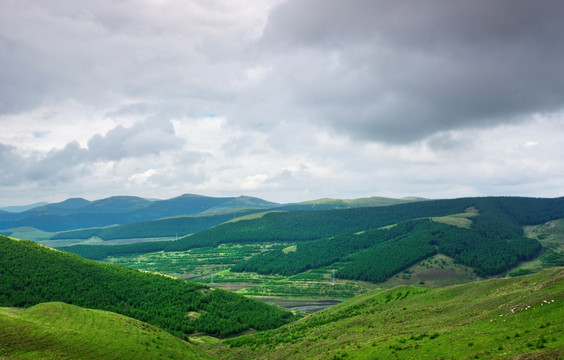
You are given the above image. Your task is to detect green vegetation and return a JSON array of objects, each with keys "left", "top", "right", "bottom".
[
  {"left": 232, "top": 216, "right": 541, "bottom": 282},
  {"left": 59, "top": 197, "right": 473, "bottom": 259},
  {"left": 0, "top": 226, "right": 53, "bottom": 241},
  {"left": 519, "top": 218, "right": 564, "bottom": 272},
  {"left": 50, "top": 211, "right": 257, "bottom": 241},
  {"left": 430, "top": 206, "right": 478, "bottom": 228},
  {"left": 105, "top": 243, "right": 282, "bottom": 278},
  {"left": 0, "top": 236, "right": 296, "bottom": 338},
  {"left": 0, "top": 302, "right": 214, "bottom": 360},
  {"left": 336, "top": 223, "right": 439, "bottom": 282},
  {"left": 219, "top": 268, "right": 564, "bottom": 360},
  {"left": 379, "top": 254, "right": 477, "bottom": 288},
  {"left": 59, "top": 197, "right": 564, "bottom": 269}
]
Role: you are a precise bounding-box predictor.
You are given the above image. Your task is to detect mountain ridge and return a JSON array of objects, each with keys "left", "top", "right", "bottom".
[{"left": 0, "top": 193, "right": 425, "bottom": 232}]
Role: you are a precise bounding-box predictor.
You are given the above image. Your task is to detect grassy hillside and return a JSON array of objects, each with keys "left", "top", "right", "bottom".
[
  {"left": 0, "top": 236, "right": 296, "bottom": 338},
  {"left": 220, "top": 268, "right": 564, "bottom": 360},
  {"left": 0, "top": 302, "right": 215, "bottom": 360}
]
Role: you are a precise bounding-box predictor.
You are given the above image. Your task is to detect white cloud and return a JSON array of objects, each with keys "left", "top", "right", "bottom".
[{"left": 1, "top": 0, "right": 564, "bottom": 205}]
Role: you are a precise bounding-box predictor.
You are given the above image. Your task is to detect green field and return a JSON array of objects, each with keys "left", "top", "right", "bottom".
[
  {"left": 103, "top": 246, "right": 378, "bottom": 303},
  {"left": 0, "top": 302, "right": 215, "bottom": 360},
  {"left": 218, "top": 268, "right": 564, "bottom": 360},
  {"left": 104, "top": 243, "right": 291, "bottom": 279}
]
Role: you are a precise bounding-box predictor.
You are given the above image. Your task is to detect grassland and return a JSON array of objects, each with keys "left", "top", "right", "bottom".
[
  {"left": 512, "top": 218, "right": 564, "bottom": 276},
  {"left": 218, "top": 267, "right": 564, "bottom": 360},
  {"left": 430, "top": 206, "right": 478, "bottom": 229},
  {"left": 379, "top": 254, "right": 477, "bottom": 288},
  {"left": 0, "top": 302, "right": 215, "bottom": 360}
]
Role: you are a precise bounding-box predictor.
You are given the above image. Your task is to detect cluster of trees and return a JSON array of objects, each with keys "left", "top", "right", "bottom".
[
  {"left": 0, "top": 236, "right": 295, "bottom": 338},
  {"left": 231, "top": 221, "right": 427, "bottom": 275},
  {"left": 336, "top": 224, "right": 439, "bottom": 282}
]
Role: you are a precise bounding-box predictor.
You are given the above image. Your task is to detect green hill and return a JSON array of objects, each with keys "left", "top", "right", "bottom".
[
  {"left": 221, "top": 268, "right": 564, "bottom": 359},
  {"left": 0, "top": 236, "right": 296, "bottom": 338},
  {"left": 0, "top": 302, "right": 215, "bottom": 360}
]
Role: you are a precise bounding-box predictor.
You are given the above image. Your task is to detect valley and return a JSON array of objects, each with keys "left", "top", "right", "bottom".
[{"left": 1, "top": 195, "right": 564, "bottom": 359}]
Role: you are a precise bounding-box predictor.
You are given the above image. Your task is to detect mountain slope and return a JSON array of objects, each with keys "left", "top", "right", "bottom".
[
  {"left": 50, "top": 211, "right": 260, "bottom": 241},
  {"left": 0, "top": 236, "right": 296, "bottom": 338},
  {"left": 221, "top": 268, "right": 564, "bottom": 359},
  {"left": 0, "top": 194, "right": 280, "bottom": 232},
  {"left": 0, "top": 302, "right": 215, "bottom": 360}
]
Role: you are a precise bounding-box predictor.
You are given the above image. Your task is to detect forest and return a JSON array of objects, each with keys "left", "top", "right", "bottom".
[
  {"left": 229, "top": 197, "right": 564, "bottom": 281},
  {"left": 60, "top": 197, "right": 564, "bottom": 277},
  {"left": 0, "top": 236, "right": 296, "bottom": 338},
  {"left": 232, "top": 215, "right": 542, "bottom": 282}
]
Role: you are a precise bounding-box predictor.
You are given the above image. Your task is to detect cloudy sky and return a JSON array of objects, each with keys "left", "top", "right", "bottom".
[{"left": 1, "top": 0, "right": 564, "bottom": 205}]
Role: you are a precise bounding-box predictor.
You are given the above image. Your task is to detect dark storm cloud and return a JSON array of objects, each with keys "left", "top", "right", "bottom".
[{"left": 256, "top": 0, "right": 564, "bottom": 142}]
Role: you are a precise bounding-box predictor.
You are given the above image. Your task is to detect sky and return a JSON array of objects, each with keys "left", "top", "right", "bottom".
[{"left": 1, "top": 0, "right": 564, "bottom": 206}]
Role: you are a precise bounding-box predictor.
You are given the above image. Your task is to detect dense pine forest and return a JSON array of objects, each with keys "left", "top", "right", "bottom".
[
  {"left": 0, "top": 236, "right": 295, "bottom": 338},
  {"left": 232, "top": 217, "right": 541, "bottom": 281}
]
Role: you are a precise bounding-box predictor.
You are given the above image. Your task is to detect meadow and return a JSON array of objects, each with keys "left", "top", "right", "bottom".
[
  {"left": 219, "top": 268, "right": 564, "bottom": 360},
  {"left": 0, "top": 302, "right": 214, "bottom": 360}
]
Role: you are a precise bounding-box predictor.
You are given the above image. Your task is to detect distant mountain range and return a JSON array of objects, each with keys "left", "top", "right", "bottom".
[
  {"left": 0, "top": 194, "right": 277, "bottom": 232},
  {"left": 0, "top": 194, "right": 425, "bottom": 232},
  {"left": 0, "top": 202, "right": 49, "bottom": 213}
]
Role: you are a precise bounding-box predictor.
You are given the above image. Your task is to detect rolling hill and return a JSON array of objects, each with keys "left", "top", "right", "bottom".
[
  {"left": 0, "top": 302, "right": 215, "bottom": 360},
  {"left": 220, "top": 267, "right": 564, "bottom": 359},
  {"left": 0, "top": 235, "right": 296, "bottom": 338}
]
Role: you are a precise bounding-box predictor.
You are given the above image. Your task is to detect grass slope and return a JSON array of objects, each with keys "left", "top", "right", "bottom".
[
  {"left": 221, "top": 268, "right": 564, "bottom": 360},
  {"left": 0, "top": 302, "right": 214, "bottom": 360}
]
